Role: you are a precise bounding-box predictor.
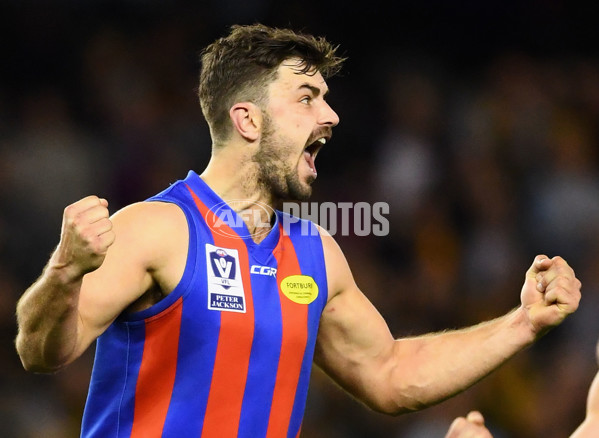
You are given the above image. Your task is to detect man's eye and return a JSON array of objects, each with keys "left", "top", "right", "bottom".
[{"left": 300, "top": 96, "right": 312, "bottom": 104}]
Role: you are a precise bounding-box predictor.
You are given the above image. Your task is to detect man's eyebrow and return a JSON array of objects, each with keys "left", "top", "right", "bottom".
[{"left": 298, "top": 83, "right": 329, "bottom": 98}]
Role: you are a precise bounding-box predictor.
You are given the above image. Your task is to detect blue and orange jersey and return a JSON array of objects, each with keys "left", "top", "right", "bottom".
[{"left": 80, "top": 170, "right": 329, "bottom": 438}]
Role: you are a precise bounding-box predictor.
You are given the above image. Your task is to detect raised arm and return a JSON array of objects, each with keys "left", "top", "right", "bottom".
[
  {"left": 314, "top": 230, "right": 581, "bottom": 415},
  {"left": 15, "top": 197, "right": 187, "bottom": 373}
]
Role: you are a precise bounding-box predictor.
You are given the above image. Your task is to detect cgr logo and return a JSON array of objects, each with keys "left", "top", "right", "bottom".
[{"left": 250, "top": 265, "right": 277, "bottom": 277}]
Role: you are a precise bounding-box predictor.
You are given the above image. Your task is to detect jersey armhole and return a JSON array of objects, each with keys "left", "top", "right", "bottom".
[{"left": 119, "top": 196, "right": 198, "bottom": 322}]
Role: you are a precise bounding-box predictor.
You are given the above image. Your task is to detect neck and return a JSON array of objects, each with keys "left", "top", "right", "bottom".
[
  {"left": 200, "top": 144, "right": 274, "bottom": 204},
  {"left": 200, "top": 144, "right": 276, "bottom": 242}
]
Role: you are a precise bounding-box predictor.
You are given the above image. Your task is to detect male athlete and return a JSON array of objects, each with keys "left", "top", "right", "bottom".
[{"left": 16, "top": 24, "right": 581, "bottom": 437}]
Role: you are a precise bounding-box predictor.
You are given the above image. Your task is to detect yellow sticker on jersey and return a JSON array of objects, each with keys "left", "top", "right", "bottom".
[{"left": 280, "top": 275, "right": 319, "bottom": 305}]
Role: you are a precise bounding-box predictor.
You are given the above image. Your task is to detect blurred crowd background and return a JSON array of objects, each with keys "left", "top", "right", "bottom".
[{"left": 2, "top": 1, "right": 599, "bottom": 437}]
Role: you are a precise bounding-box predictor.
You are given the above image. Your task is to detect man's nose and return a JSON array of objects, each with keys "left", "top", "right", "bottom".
[{"left": 320, "top": 101, "right": 340, "bottom": 127}]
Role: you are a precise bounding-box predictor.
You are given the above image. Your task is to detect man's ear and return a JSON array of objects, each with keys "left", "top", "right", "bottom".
[{"left": 230, "top": 102, "right": 262, "bottom": 142}]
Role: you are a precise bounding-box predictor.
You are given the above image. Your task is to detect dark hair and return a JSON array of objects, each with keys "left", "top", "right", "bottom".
[{"left": 198, "top": 23, "right": 345, "bottom": 143}]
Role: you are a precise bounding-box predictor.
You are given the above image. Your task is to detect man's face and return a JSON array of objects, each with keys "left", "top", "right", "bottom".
[{"left": 253, "top": 59, "right": 339, "bottom": 202}]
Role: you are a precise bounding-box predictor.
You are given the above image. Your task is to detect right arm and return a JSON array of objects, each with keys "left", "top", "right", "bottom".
[
  {"left": 314, "top": 228, "right": 580, "bottom": 414},
  {"left": 15, "top": 196, "right": 186, "bottom": 372},
  {"left": 16, "top": 196, "right": 117, "bottom": 372}
]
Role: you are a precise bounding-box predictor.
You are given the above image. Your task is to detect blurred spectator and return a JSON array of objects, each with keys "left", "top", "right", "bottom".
[{"left": 2, "top": 3, "right": 599, "bottom": 437}]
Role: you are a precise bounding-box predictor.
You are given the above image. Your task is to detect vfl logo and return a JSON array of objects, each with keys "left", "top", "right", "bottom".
[
  {"left": 204, "top": 200, "right": 275, "bottom": 240},
  {"left": 210, "top": 249, "right": 236, "bottom": 289},
  {"left": 205, "top": 244, "right": 246, "bottom": 313}
]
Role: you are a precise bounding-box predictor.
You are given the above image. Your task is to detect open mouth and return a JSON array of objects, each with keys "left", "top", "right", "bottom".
[
  {"left": 303, "top": 137, "right": 328, "bottom": 175},
  {"left": 305, "top": 137, "right": 326, "bottom": 156}
]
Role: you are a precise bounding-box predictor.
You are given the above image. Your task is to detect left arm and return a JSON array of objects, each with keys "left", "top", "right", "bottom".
[{"left": 314, "top": 230, "right": 581, "bottom": 415}]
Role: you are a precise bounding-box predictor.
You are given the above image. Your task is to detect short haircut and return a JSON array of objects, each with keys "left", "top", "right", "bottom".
[{"left": 198, "top": 23, "right": 345, "bottom": 143}]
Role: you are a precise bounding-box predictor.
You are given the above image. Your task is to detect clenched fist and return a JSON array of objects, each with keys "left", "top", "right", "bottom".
[
  {"left": 50, "top": 195, "right": 115, "bottom": 280},
  {"left": 521, "top": 255, "right": 581, "bottom": 336}
]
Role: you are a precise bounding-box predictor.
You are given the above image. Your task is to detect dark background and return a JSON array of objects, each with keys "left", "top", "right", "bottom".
[{"left": 1, "top": 1, "right": 599, "bottom": 437}]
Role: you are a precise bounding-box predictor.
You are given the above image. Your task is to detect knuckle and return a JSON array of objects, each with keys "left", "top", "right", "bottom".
[
  {"left": 72, "top": 218, "right": 87, "bottom": 235},
  {"left": 453, "top": 417, "right": 467, "bottom": 426},
  {"left": 64, "top": 204, "right": 80, "bottom": 221},
  {"left": 558, "top": 276, "right": 573, "bottom": 289},
  {"left": 107, "top": 230, "right": 116, "bottom": 244},
  {"left": 553, "top": 277, "right": 565, "bottom": 288},
  {"left": 84, "top": 194, "right": 100, "bottom": 204},
  {"left": 90, "top": 237, "right": 107, "bottom": 253}
]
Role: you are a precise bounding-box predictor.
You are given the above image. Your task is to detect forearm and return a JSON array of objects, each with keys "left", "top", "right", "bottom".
[
  {"left": 318, "top": 250, "right": 580, "bottom": 416},
  {"left": 385, "top": 307, "right": 535, "bottom": 413},
  {"left": 16, "top": 263, "right": 84, "bottom": 373}
]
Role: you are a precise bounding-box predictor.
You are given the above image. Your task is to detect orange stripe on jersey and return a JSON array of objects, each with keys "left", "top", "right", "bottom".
[
  {"left": 187, "top": 186, "right": 256, "bottom": 437},
  {"left": 130, "top": 297, "right": 183, "bottom": 438},
  {"left": 266, "top": 225, "right": 309, "bottom": 438}
]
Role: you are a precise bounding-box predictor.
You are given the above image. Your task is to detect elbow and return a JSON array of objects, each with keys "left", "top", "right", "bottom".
[
  {"left": 15, "top": 334, "right": 67, "bottom": 374},
  {"left": 19, "top": 355, "right": 66, "bottom": 374},
  {"left": 370, "top": 398, "right": 427, "bottom": 417},
  {"left": 361, "top": 385, "right": 429, "bottom": 417},
  {"left": 367, "top": 403, "right": 407, "bottom": 417},
  {"left": 381, "top": 355, "right": 442, "bottom": 415},
  {"left": 358, "top": 360, "right": 433, "bottom": 415},
  {"left": 20, "top": 360, "right": 62, "bottom": 374},
  {"left": 369, "top": 378, "right": 434, "bottom": 416},
  {"left": 18, "top": 353, "right": 67, "bottom": 374}
]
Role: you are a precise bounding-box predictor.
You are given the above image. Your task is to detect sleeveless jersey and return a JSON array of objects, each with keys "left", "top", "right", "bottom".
[{"left": 80, "top": 170, "right": 329, "bottom": 438}]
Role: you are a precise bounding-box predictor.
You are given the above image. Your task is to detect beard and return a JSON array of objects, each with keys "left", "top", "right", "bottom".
[{"left": 252, "top": 115, "right": 314, "bottom": 203}]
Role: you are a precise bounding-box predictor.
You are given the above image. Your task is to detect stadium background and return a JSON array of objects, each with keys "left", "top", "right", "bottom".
[{"left": 1, "top": 1, "right": 599, "bottom": 436}]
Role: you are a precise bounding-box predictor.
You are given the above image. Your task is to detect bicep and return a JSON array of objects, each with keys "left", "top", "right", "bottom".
[
  {"left": 75, "top": 202, "right": 187, "bottom": 353},
  {"left": 314, "top": 231, "right": 395, "bottom": 409},
  {"left": 315, "top": 286, "right": 395, "bottom": 392}
]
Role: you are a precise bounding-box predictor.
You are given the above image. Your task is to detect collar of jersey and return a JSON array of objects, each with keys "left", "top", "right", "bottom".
[{"left": 184, "top": 170, "right": 282, "bottom": 257}]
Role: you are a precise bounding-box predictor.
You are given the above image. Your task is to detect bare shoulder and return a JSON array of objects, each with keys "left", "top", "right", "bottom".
[
  {"left": 79, "top": 200, "right": 189, "bottom": 324},
  {"left": 312, "top": 224, "right": 396, "bottom": 411},
  {"left": 314, "top": 223, "right": 357, "bottom": 303},
  {"left": 110, "top": 201, "right": 187, "bottom": 252},
  {"left": 111, "top": 200, "right": 188, "bottom": 282},
  {"left": 112, "top": 200, "right": 187, "bottom": 231}
]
